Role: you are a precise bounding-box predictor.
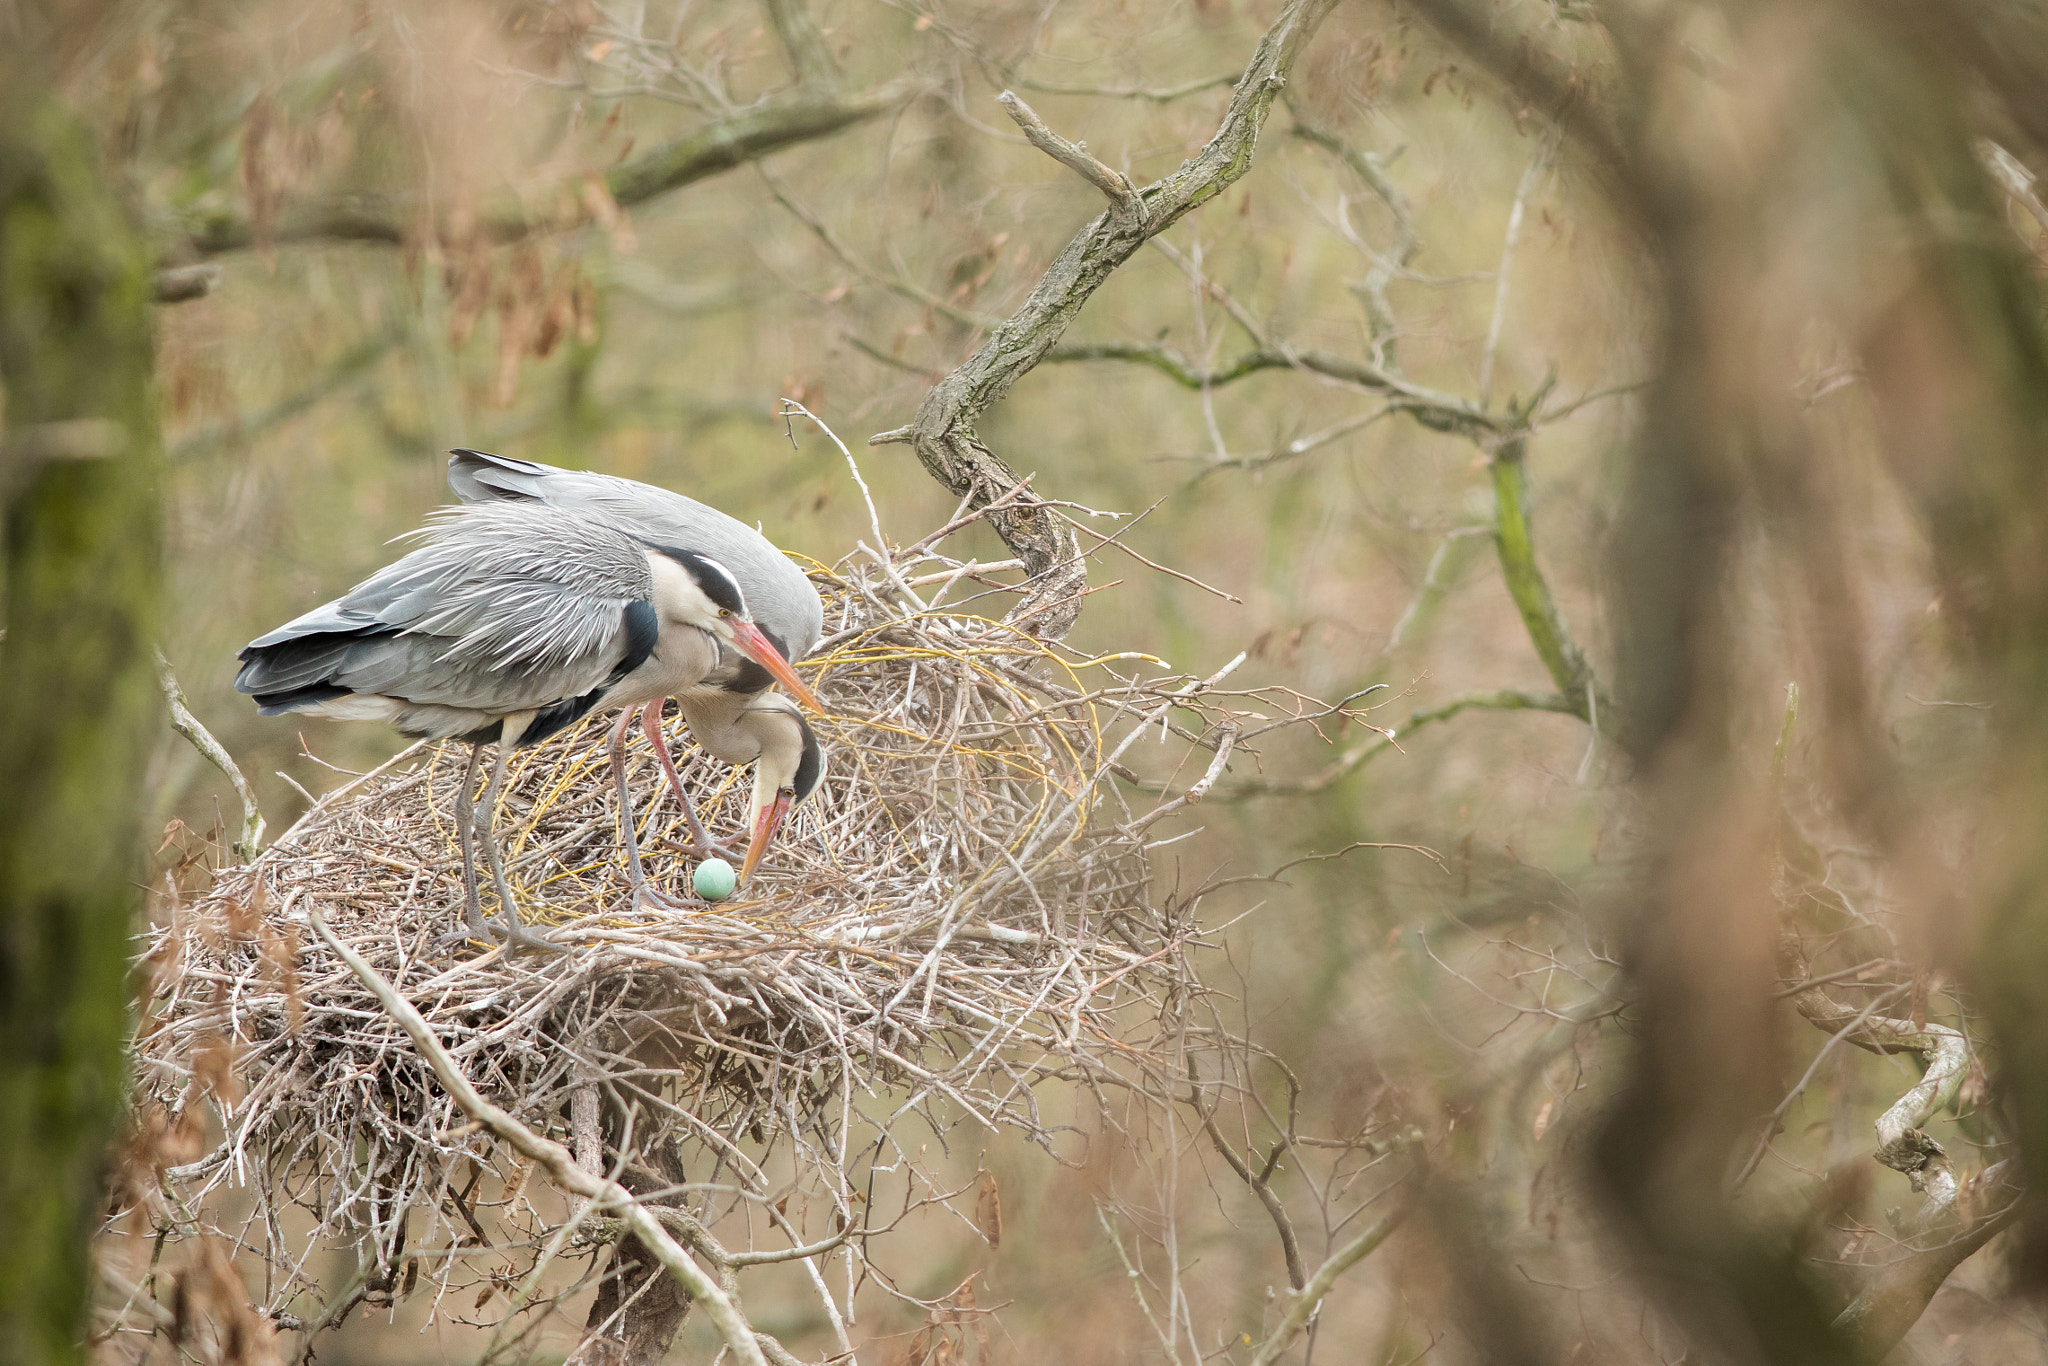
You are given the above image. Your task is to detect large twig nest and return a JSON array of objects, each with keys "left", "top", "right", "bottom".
[{"left": 129, "top": 537, "right": 1262, "bottom": 1295}]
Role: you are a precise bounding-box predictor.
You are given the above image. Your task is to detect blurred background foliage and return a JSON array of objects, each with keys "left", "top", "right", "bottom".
[{"left": 17, "top": 0, "right": 2048, "bottom": 1359}]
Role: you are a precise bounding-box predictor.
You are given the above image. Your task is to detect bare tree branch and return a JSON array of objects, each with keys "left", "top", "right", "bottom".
[
  {"left": 1833, "top": 1161, "right": 2019, "bottom": 1358},
  {"left": 151, "top": 263, "right": 221, "bottom": 304},
  {"left": 1012, "top": 72, "right": 1239, "bottom": 104},
  {"left": 997, "top": 91, "right": 1147, "bottom": 225},
  {"left": 1779, "top": 935, "right": 1973, "bottom": 1206},
  {"left": 759, "top": 167, "right": 1002, "bottom": 330},
  {"left": 764, "top": 0, "right": 840, "bottom": 90},
  {"left": 184, "top": 75, "right": 916, "bottom": 257},
  {"left": 1223, "top": 689, "right": 1576, "bottom": 799},
  {"left": 155, "top": 650, "right": 264, "bottom": 863},
  {"left": 1290, "top": 115, "right": 1421, "bottom": 363},
  {"left": 1247, "top": 1202, "right": 1409, "bottom": 1366},
  {"left": 1491, "top": 427, "right": 1608, "bottom": 727},
  {"left": 868, "top": 0, "right": 1343, "bottom": 639}
]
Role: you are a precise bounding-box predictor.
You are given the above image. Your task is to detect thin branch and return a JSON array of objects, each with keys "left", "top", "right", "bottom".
[
  {"left": 1290, "top": 115, "right": 1420, "bottom": 363},
  {"left": 997, "top": 91, "right": 1146, "bottom": 225},
  {"left": 1127, "top": 725, "right": 1238, "bottom": 835},
  {"left": 1223, "top": 690, "right": 1576, "bottom": 798},
  {"left": 1479, "top": 137, "right": 1553, "bottom": 405},
  {"left": 1833, "top": 1161, "right": 2019, "bottom": 1358},
  {"left": 186, "top": 75, "right": 916, "bottom": 257},
  {"left": 305, "top": 906, "right": 773, "bottom": 1366},
  {"left": 1193, "top": 1081, "right": 1305, "bottom": 1291},
  {"left": 1733, "top": 986, "right": 1910, "bottom": 1188},
  {"left": 1247, "top": 1202, "right": 1409, "bottom": 1366},
  {"left": 1489, "top": 428, "right": 1607, "bottom": 727},
  {"left": 156, "top": 649, "right": 264, "bottom": 862},
  {"left": 760, "top": 167, "right": 1002, "bottom": 331},
  {"left": 1012, "top": 72, "right": 1239, "bottom": 104},
  {"left": 1175, "top": 408, "right": 1391, "bottom": 482},
  {"left": 1042, "top": 339, "right": 1501, "bottom": 434}
]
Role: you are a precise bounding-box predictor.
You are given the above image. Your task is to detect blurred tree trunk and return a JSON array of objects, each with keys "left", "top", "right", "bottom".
[{"left": 0, "top": 75, "right": 163, "bottom": 1366}]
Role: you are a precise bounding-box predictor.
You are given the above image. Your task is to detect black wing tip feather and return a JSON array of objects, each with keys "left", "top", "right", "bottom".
[{"left": 249, "top": 683, "right": 354, "bottom": 715}]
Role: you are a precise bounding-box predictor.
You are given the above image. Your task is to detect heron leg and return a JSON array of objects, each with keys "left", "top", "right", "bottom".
[
  {"left": 612, "top": 706, "right": 696, "bottom": 909},
  {"left": 454, "top": 741, "right": 489, "bottom": 941},
  {"left": 642, "top": 701, "right": 737, "bottom": 862},
  {"left": 476, "top": 716, "right": 563, "bottom": 954}
]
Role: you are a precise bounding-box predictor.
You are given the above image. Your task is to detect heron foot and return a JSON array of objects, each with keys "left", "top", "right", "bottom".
[
  {"left": 489, "top": 918, "right": 567, "bottom": 955},
  {"left": 634, "top": 884, "right": 706, "bottom": 912},
  {"left": 436, "top": 913, "right": 567, "bottom": 957},
  {"left": 625, "top": 869, "right": 705, "bottom": 912}
]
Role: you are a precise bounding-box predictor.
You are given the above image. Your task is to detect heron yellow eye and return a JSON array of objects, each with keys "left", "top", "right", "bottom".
[{"left": 718, "top": 607, "right": 733, "bottom": 618}]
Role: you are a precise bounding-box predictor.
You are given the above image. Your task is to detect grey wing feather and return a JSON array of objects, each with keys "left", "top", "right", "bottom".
[
  {"left": 449, "top": 449, "right": 824, "bottom": 662},
  {"left": 238, "top": 503, "right": 654, "bottom": 718}
]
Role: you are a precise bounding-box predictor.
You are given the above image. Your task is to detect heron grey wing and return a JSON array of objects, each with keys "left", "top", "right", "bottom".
[
  {"left": 240, "top": 503, "right": 657, "bottom": 707},
  {"left": 447, "top": 450, "right": 825, "bottom": 659},
  {"left": 379, "top": 506, "right": 657, "bottom": 678}
]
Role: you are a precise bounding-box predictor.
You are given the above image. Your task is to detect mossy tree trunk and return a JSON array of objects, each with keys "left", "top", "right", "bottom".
[{"left": 0, "top": 83, "right": 163, "bottom": 1366}]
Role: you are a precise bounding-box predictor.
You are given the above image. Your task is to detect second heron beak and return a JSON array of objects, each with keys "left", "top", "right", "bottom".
[
  {"left": 726, "top": 619, "right": 823, "bottom": 712},
  {"left": 739, "top": 788, "right": 794, "bottom": 884}
]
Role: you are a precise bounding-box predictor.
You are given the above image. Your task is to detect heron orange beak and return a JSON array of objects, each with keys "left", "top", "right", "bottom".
[
  {"left": 739, "top": 788, "right": 794, "bottom": 884},
  {"left": 727, "top": 619, "right": 823, "bottom": 712}
]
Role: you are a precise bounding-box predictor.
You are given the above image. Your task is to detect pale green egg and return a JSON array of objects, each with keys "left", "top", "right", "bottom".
[{"left": 693, "top": 857, "right": 738, "bottom": 901}]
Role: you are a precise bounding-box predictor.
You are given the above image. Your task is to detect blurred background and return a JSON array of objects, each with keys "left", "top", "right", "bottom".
[{"left": 14, "top": 0, "right": 2048, "bottom": 1360}]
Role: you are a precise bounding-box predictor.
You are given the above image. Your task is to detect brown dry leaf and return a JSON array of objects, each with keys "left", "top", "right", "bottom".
[
  {"left": 572, "top": 274, "right": 600, "bottom": 346},
  {"left": 505, "top": 1156, "right": 535, "bottom": 1206},
  {"left": 578, "top": 176, "right": 636, "bottom": 253},
  {"left": 172, "top": 1239, "right": 281, "bottom": 1365},
  {"left": 193, "top": 1033, "right": 247, "bottom": 1110},
  {"left": 973, "top": 1172, "right": 1001, "bottom": 1248},
  {"left": 259, "top": 922, "right": 303, "bottom": 1032},
  {"left": 532, "top": 266, "right": 577, "bottom": 360},
  {"left": 225, "top": 877, "right": 266, "bottom": 941},
  {"left": 240, "top": 90, "right": 279, "bottom": 251},
  {"left": 447, "top": 240, "right": 496, "bottom": 350}
]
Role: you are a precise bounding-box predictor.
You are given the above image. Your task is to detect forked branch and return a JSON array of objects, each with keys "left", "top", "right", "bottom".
[
  {"left": 997, "top": 91, "right": 1146, "bottom": 225},
  {"left": 869, "top": 0, "right": 1342, "bottom": 639},
  {"left": 1247, "top": 1202, "right": 1410, "bottom": 1366}
]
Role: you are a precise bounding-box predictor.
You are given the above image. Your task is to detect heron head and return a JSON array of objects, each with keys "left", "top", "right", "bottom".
[
  {"left": 650, "top": 546, "right": 822, "bottom": 711},
  {"left": 739, "top": 705, "right": 824, "bottom": 884}
]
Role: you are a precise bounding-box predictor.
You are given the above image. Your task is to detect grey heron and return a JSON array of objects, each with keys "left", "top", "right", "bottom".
[
  {"left": 447, "top": 449, "right": 827, "bottom": 882},
  {"left": 234, "top": 501, "right": 815, "bottom": 949}
]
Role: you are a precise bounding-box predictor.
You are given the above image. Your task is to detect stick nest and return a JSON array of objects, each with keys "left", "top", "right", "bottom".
[{"left": 128, "top": 531, "right": 1288, "bottom": 1310}]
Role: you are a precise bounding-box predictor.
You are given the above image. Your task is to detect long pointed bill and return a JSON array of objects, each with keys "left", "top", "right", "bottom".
[
  {"left": 727, "top": 620, "right": 823, "bottom": 712},
  {"left": 739, "top": 789, "right": 793, "bottom": 884}
]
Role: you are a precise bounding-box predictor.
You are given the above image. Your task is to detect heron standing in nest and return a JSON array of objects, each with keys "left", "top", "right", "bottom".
[
  {"left": 447, "top": 449, "right": 828, "bottom": 886},
  {"left": 234, "top": 501, "right": 819, "bottom": 950}
]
